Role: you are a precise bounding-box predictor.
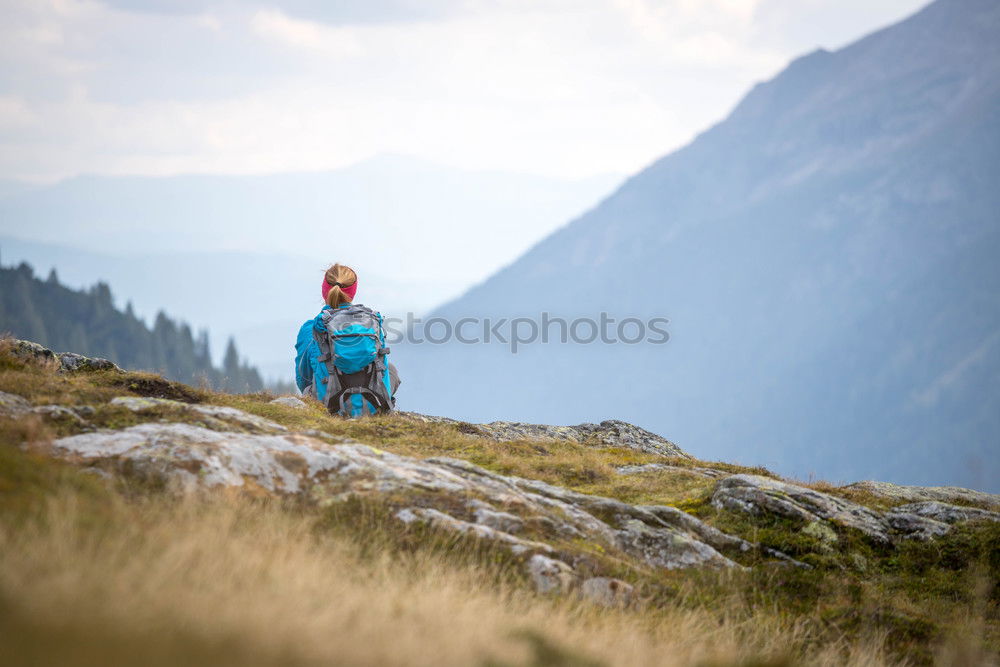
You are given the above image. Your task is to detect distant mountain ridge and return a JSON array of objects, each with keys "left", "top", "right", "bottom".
[
  {"left": 401, "top": 0, "right": 1000, "bottom": 491},
  {"left": 0, "top": 156, "right": 621, "bottom": 382},
  {"left": 0, "top": 154, "right": 622, "bottom": 311}
]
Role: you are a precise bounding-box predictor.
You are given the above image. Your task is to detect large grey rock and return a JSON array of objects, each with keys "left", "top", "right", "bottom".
[
  {"left": 887, "top": 501, "right": 1000, "bottom": 526},
  {"left": 882, "top": 501, "right": 1000, "bottom": 542},
  {"left": 713, "top": 475, "right": 892, "bottom": 543},
  {"left": 32, "top": 405, "right": 87, "bottom": 425},
  {"left": 0, "top": 391, "right": 32, "bottom": 418},
  {"left": 10, "top": 340, "right": 57, "bottom": 365},
  {"left": 580, "top": 577, "right": 635, "bottom": 607},
  {"left": 614, "top": 518, "right": 738, "bottom": 570},
  {"left": 883, "top": 512, "right": 951, "bottom": 541},
  {"left": 270, "top": 397, "right": 307, "bottom": 409},
  {"left": 10, "top": 340, "right": 121, "bottom": 373},
  {"left": 51, "top": 423, "right": 333, "bottom": 493},
  {"left": 400, "top": 412, "right": 689, "bottom": 458},
  {"left": 395, "top": 507, "right": 553, "bottom": 556},
  {"left": 57, "top": 352, "right": 121, "bottom": 373},
  {"left": 843, "top": 481, "right": 1000, "bottom": 510},
  {"left": 616, "top": 463, "right": 727, "bottom": 478},
  {"left": 1, "top": 391, "right": 88, "bottom": 426},
  {"left": 110, "top": 396, "right": 288, "bottom": 434},
  {"left": 638, "top": 504, "right": 754, "bottom": 555},
  {"left": 526, "top": 555, "right": 577, "bottom": 594},
  {"left": 470, "top": 505, "right": 525, "bottom": 534},
  {"left": 47, "top": 422, "right": 762, "bottom": 580},
  {"left": 713, "top": 475, "right": 1000, "bottom": 544}
]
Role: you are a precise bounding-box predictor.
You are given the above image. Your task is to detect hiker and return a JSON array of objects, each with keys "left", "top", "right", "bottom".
[{"left": 295, "top": 263, "right": 400, "bottom": 417}]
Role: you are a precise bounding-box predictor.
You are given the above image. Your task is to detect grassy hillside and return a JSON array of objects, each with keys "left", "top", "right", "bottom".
[{"left": 0, "top": 339, "right": 997, "bottom": 666}]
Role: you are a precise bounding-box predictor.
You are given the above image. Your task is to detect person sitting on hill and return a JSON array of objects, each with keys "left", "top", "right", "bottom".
[{"left": 295, "top": 263, "right": 399, "bottom": 417}]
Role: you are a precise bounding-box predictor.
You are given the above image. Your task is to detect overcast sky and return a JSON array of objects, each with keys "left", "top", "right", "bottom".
[{"left": 1, "top": 0, "right": 928, "bottom": 183}]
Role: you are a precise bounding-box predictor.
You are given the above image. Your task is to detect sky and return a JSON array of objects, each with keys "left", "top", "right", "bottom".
[{"left": 0, "top": 0, "right": 929, "bottom": 184}]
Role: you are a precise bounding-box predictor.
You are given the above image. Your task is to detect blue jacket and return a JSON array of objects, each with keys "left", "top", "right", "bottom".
[{"left": 295, "top": 305, "right": 338, "bottom": 400}]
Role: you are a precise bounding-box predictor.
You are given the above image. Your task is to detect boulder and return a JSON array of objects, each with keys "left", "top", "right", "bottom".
[
  {"left": 46, "top": 422, "right": 776, "bottom": 587},
  {"left": 712, "top": 475, "right": 1000, "bottom": 544},
  {"left": 526, "top": 555, "right": 577, "bottom": 594},
  {"left": 110, "top": 396, "right": 288, "bottom": 434},
  {"left": 32, "top": 405, "right": 87, "bottom": 426},
  {"left": 471, "top": 505, "right": 526, "bottom": 534},
  {"left": 615, "top": 463, "right": 726, "bottom": 478},
  {"left": 712, "top": 474, "right": 891, "bottom": 543},
  {"left": 270, "top": 397, "right": 307, "bottom": 409},
  {"left": 395, "top": 507, "right": 553, "bottom": 556},
  {"left": 57, "top": 352, "right": 121, "bottom": 373},
  {"left": 614, "top": 518, "right": 738, "bottom": 570},
  {"left": 0, "top": 391, "right": 32, "bottom": 418},
  {"left": 842, "top": 480, "right": 1000, "bottom": 510},
  {"left": 885, "top": 501, "right": 1000, "bottom": 540},
  {"left": 580, "top": 577, "right": 635, "bottom": 607},
  {"left": 10, "top": 340, "right": 121, "bottom": 373},
  {"left": 1, "top": 391, "right": 88, "bottom": 426},
  {"left": 9, "top": 340, "right": 57, "bottom": 365},
  {"left": 400, "top": 412, "right": 688, "bottom": 458}
]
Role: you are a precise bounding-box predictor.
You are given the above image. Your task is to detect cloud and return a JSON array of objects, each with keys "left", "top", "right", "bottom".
[
  {"left": 0, "top": 0, "right": 928, "bottom": 183},
  {"left": 0, "top": 95, "right": 37, "bottom": 130},
  {"left": 250, "top": 8, "right": 362, "bottom": 57},
  {"left": 99, "top": 0, "right": 464, "bottom": 24}
]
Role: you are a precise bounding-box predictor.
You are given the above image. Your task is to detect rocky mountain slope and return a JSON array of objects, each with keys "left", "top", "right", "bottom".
[
  {"left": 401, "top": 0, "right": 1000, "bottom": 492},
  {"left": 1, "top": 339, "right": 998, "bottom": 664}
]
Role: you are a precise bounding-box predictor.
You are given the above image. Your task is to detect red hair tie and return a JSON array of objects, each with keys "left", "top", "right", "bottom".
[{"left": 322, "top": 277, "right": 358, "bottom": 303}]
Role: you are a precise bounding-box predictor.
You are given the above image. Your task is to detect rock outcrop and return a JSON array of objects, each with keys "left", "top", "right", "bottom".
[
  {"left": 0, "top": 390, "right": 32, "bottom": 419},
  {"left": 616, "top": 463, "right": 727, "bottom": 478},
  {"left": 712, "top": 475, "right": 1000, "bottom": 543},
  {"left": 269, "top": 396, "right": 307, "bottom": 409},
  {"left": 400, "top": 412, "right": 689, "bottom": 458},
  {"left": 9, "top": 339, "right": 122, "bottom": 373},
  {"left": 42, "top": 396, "right": 792, "bottom": 593},
  {"left": 1, "top": 390, "right": 90, "bottom": 426},
  {"left": 8, "top": 343, "right": 1000, "bottom": 600},
  {"left": 110, "top": 396, "right": 292, "bottom": 434},
  {"left": 843, "top": 480, "right": 1000, "bottom": 510}
]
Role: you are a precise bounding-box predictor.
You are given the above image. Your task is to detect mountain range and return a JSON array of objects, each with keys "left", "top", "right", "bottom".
[
  {"left": 0, "top": 156, "right": 621, "bottom": 379},
  {"left": 401, "top": 0, "right": 1000, "bottom": 491}
]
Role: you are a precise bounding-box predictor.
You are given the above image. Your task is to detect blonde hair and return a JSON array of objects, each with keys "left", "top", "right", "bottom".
[{"left": 324, "top": 263, "right": 357, "bottom": 309}]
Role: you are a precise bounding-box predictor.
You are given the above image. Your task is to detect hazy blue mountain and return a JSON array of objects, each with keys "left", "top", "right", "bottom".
[
  {"left": 0, "top": 181, "right": 38, "bottom": 200},
  {"left": 399, "top": 0, "right": 1000, "bottom": 491},
  {"left": 0, "top": 156, "right": 620, "bottom": 382},
  {"left": 0, "top": 155, "right": 621, "bottom": 309}
]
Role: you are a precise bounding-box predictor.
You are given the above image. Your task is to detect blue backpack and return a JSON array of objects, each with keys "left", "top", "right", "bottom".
[{"left": 312, "top": 304, "right": 394, "bottom": 417}]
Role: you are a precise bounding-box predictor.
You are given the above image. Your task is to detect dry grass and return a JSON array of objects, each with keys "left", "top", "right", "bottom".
[
  {"left": 0, "top": 487, "right": 896, "bottom": 667},
  {"left": 1, "top": 343, "right": 998, "bottom": 665}
]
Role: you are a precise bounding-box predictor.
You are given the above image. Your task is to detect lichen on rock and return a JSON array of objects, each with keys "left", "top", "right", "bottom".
[
  {"left": 10, "top": 339, "right": 122, "bottom": 373},
  {"left": 399, "top": 412, "right": 689, "bottom": 458},
  {"left": 110, "top": 396, "right": 288, "bottom": 434},
  {"left": 712, "top": 474, "right": 1000, "bottom": 544},
  {"left": 0, "top": 390, "right": 32, "bottom": 418},
  {"left": 844, "top": 480, "right": 1000, "bottom": 510}
]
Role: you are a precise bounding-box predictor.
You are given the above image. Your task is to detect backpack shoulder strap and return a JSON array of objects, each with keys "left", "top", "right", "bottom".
[{"left": 312, "top": 310, "right": 343, "bottom": 407}]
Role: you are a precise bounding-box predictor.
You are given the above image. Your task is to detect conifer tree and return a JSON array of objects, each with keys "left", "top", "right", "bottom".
[{"left": 0, "top": 261, "right": 270, "bottom": 393}]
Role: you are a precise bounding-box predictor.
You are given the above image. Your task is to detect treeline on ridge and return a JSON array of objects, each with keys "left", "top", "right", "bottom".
[{"left": 0, "top": 261, "right": 264, "bottom": 392}]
